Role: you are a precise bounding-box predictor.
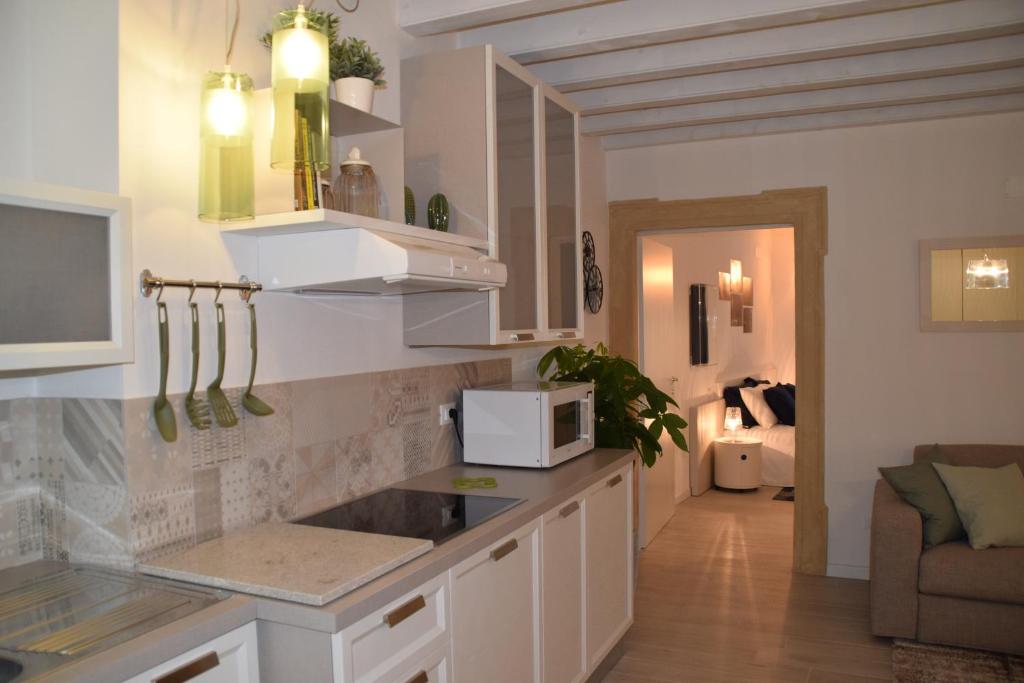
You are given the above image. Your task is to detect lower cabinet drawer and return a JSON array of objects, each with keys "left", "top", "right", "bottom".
[
  {"left": 333, "top": 573, "right": 450, "bottom": 683},
  {"left": 122, "top": 622, "right": 259, "bottom": 683},
  {"left": 389, "top": 644, "right": 450, "bottom": 683}
]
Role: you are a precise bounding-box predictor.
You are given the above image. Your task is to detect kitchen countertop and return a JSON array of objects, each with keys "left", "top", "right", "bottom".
[{"left": 140, "top": 524, "right": 433, "bottom": 606}]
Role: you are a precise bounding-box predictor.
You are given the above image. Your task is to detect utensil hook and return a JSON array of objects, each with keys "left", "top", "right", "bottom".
[
  {"left": 214, "top": 282, "right": 224, "bottom": 304},
  {"left": 188, "top": 280, "right": 198, "bottom": 303},
  {"left": 239, "top": 276, "right": 256, "bottom": 303},
  {"left": 155, "top": 282, "right": 166, "bottom": 303}
]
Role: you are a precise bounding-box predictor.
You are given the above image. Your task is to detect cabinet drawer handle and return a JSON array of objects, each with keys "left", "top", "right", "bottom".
[
  {"left": 406, "top": 671, "right": 429, "bottom": 683},
  {"left": 383, "top": 595, "right": 427, "bottom": 628},
  {"left": 153, "top": 651, "right": 219, "bottom": 683},
  {"left": 607, "top": 474, "right": 623, "bottom": 488},
  {"left": 490, "top": 538, "right": 519, "bottom": 562},
  {"left": 559, "top": 501, "right": 580, "bottom": 518}
]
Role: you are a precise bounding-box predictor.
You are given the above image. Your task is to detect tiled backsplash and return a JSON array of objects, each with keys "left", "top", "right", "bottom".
[{"left": 0, "top": 358, "right": 511, "bottom": 570}]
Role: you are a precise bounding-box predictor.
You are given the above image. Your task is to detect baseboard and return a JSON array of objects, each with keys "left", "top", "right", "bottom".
[
  {"left": 827, "top": 563, "right": 870, "bottom": 580},
  {"left": 586, "top": 637, "right": 626, "bottom": 682}
]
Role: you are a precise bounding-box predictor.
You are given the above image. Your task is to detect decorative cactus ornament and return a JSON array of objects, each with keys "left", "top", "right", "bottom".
[
  {"left": 427, "top": 193, "right": 449, "bottom": 232},
  {"left": 404, "top": 186, "right": 416, "bottom": 225}
]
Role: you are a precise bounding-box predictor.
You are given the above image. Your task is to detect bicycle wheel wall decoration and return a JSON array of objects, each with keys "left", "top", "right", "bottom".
[{"left": 581, "top": 230, "right": 603, "bottom": 314}]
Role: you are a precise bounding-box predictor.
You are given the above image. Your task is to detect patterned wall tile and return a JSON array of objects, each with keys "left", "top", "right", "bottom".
[
  {"left": 130, "top": 487, "right": 196, "bottom": 563},
  {"left": 193, "top": 468, "right": 223, "bottom": 543},
  {"left": 292, "top": 374, "right": 372, "bottom": 448},
  {"left": 219, "top": 460, "right": 251, "bottom": 533},
  {"left": 242, "top": 383, "right": 292, "bottom": 458},
  {"left": 123, "top": 396, "right": 193, "bottom": 495},
  {"left": 337, "top": 433, "right": 373, "bottom": 503},
  {"left": 190, "top": 388, "right": 246, "bottom": 469},
  {"left": 295, "top": 441, "right": 337, "bottom": 516},
  {"left": 250, "top": 451, "right": 296, "bottom": 524}
]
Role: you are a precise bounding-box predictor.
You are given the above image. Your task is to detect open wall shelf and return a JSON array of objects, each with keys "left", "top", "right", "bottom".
[{"left": 220, "top": 209, "right": 490, "bottom": 251}]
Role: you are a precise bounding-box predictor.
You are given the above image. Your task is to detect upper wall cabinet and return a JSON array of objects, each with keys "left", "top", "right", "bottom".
[
  {"left": 402, "top": 46, "right": 583, "bottom": 346},
  {"left": 920, "top": 235, "right": 1024, "bottom": 332},
  {"left": 0, "top": 180, "right": 134, "bottom": 372}
]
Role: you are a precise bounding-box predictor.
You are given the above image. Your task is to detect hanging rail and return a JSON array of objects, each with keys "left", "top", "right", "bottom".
[{"left": 139, "top": 269, "right": 262, "bottom": 302}]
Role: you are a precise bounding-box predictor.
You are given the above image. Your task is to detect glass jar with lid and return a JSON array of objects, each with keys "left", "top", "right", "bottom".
[{"left": 332, "top": 147, "right": 379, "bottom": 217}]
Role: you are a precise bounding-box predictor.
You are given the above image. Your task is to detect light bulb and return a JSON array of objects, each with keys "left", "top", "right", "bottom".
[
  {"left": 205, "top": 79, "right": 247, "bottom": 136},
  {"left": 278, "top": 23, "right": 322, "bottom": 81}
]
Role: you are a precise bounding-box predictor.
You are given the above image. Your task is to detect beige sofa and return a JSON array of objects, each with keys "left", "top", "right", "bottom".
[{"left": 870, "top": 444, "right": 1024, "bottom": 655}]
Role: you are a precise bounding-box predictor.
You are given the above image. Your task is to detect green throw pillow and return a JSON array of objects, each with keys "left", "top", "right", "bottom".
[
  {"left": 879, "top": 452, "right": 965, "bottom": 547},
  {"left": 932, "top": 462, "right": 1024, "bottom": 550}
]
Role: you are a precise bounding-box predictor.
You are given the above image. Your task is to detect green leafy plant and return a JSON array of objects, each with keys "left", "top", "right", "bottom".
[
  {"left": 538, "top": 343, "right": 687, "bottom": 467},
  {"left": 258, "top": 9, "right": 341, "bottom": 49},
  {"left": 330, "top": 37, "right": 386, "bottom": 85}
]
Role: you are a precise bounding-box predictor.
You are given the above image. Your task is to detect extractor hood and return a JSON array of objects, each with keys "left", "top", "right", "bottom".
[{"left": 255, "top": 228, "right": 506, "bottom": 295}]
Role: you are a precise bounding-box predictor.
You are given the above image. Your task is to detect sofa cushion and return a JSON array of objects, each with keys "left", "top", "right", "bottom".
[
  {"left": 919, "top": 541, "right": 1024, "bottom": 605},
  {"left": 933, "top": 462, "right": 1024, "bottom": 549},
  {"left": 879, "top": 452, "right": 964, "bottom": 547}
]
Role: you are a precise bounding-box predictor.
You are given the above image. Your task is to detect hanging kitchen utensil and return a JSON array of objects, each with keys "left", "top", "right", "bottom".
[
  {"left": 242, "top": 300, "right": 274, "bottom": 416},
  {"left": 206, "top": 285, "right": 238, "bottom": 428},
  {"left": 152, "top": 287, "right": 178, "bottom": 443},
  {"left": 184, "top": 284, "right": 211, "bottom": 430}
]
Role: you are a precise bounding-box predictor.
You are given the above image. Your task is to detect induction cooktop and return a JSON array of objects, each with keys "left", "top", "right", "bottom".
[{"left": 294, "top": 488, "right": 523, "bottom": 546}]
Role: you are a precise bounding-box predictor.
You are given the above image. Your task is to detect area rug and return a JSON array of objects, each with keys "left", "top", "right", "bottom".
[
  {"left": 773, "top": 486, "right": 794, "bottom": 502},
  {"left": 892, "top": 639, "right": 1024, "bottom": 682}
]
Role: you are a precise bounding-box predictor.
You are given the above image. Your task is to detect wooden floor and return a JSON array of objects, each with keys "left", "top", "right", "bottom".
[{"left": 606, "top": 487, "right": 893, "bottom": 682}]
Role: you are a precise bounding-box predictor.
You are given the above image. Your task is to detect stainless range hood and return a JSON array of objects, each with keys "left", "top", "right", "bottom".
[{"left": 255, "top": 228, "right": 506, "bottom": 295}]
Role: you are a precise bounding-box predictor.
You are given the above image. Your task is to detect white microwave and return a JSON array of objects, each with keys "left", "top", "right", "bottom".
[{"left": 462, "top": 381, "right": 595, "bottom": 468}]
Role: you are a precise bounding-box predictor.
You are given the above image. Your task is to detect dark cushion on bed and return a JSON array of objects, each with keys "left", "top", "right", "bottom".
[
  {"left": 783, "top": 383, "right": 795, "bottom": 399},
  {"left": 764, "top": 384, "right": 796, "bottom": 426},
  {"left": 724, "top": 378, "right": 767, "bottom": 428}
]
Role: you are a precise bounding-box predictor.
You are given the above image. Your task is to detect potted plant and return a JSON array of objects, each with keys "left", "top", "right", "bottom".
[
  {"left": 331, "top": 37, "right": 386, "bottom": 113},
  {"left": 538, "top": 343, "right": 688, "bottom": 467}
]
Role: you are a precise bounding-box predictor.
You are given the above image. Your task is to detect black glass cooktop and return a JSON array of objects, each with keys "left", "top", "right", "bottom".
[{"left": 294, "top": 488, "right": 523, "bottom": 546}]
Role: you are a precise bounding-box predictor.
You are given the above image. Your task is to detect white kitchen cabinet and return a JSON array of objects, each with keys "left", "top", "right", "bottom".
[
  {"left": 331, "top": 573, "right": 450, "bottom": 683},
  {"left": 585, "top": 465, "right": 634, "bottom": 671},
  {"left": 541, "top": 495, "right": 587, "bottom": 683},
  {"left": 122, "top": 622, "right": 258, "bottom": 683},
  {"left": 389, "top": 643, "right": 450, "bottom": 683},
  {"left": 450, "top": 519, "right": 541, "bottom": 683},
  {"left": 0, "top": 179, "right": 134, "bottom": 372},
  {"left": 401, "top": 45, "right": 582, "bottom": 346}
]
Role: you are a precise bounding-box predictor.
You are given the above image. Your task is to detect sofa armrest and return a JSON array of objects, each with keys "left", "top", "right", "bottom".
[{"left": 870, "top": 478, "right": 922, "bottom": 639}]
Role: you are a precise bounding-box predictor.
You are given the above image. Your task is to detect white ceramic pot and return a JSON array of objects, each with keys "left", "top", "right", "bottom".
[{"left": 334, "top": 77, "right": 375, "bottom": 113}]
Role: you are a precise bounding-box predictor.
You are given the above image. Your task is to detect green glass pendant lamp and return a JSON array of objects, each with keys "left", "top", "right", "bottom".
[
  {"left": 270, "top": 4, "right": 330, "bottom": 171},
  {"left": 199, "top": 0, "right": 254, "bottom": 222}
]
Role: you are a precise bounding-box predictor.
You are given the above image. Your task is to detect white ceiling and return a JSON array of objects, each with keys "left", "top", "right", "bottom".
[{"left": 398, "top": 0, "right": 1024, "bottom": 149}]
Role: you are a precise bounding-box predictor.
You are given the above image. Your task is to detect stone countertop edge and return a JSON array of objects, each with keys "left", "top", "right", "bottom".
[
  {"left": 140, "top": 533, "right": 434, "bottom": 607},
  {"left": 33, "top": 594, "right": 257, "bottom": 683},
  {"left": 257, "top": 447, "right": 637, "bottom": 634}
]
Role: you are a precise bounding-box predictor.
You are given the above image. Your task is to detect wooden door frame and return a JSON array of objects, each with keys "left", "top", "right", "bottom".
[{"left": 609, "top": 187, "right": 828, "bottom": 575}]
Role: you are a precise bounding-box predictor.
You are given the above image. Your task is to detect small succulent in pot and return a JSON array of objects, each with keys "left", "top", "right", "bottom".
[{"left": 332, "top": 37, "right": 386, "bottom": 113}]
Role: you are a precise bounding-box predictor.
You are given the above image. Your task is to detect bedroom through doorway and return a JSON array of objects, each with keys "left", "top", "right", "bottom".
[{"left": 637, "top": 226, "right": 797, "bottom": 547}]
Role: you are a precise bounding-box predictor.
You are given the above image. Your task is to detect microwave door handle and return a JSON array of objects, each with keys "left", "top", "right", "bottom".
[{"left": 579, "top": 392, "right": 593, "bottom": 441}]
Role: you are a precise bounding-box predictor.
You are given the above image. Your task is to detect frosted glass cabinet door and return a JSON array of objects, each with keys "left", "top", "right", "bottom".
[
  {"left": 544, "top": 96, "right": 579, "bottom": 334},
  {"left": 495, "top": 65, "right": 539, "bottom": 335}
]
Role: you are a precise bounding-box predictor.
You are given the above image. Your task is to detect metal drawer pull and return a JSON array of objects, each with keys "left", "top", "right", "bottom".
[
  {"left": 383, "top": 595, "right": 427, "bottom": 628},
  {"left": 607, "top": 474, "right": 623, "bottom": 488},
  {"left": 406, "top": 671, "right": 429, "bottom": 683},
  {"left": 153, "top": 651, "right": 219, "bottom": 683},
  {"left": 490, "top": 538, "right": 519, "bottom": 562},
  {"left": 559, "top": 501, "right": 580, "bottom": 518}
]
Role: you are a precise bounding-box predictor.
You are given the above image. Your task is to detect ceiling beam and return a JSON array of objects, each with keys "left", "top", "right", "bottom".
[
  {"left": 458, "top": 0, "right": 951, "bottom": 64},
  {"left": 527, "top": 0, "right": 1024, "bottom": 92},
  {"left": 570, "top": 35, "right": 1024, "bottom": 114},
  {"left": 398, "top": 0, "right": 611, "bottom": 37},
  {"left": 600, "top": 93, "right": 1024, "bottom": 149},
  {"left": 583, "top": 68, "right": 1024, "bottom": 134}
]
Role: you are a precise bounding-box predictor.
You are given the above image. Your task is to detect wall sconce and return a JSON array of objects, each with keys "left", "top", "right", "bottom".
[
  {"left": 718, "top": 259, "right": 754, "bottom": 333},
  {"left": 270, "top": 4, "right": 330, "bottom": 172},
  {"left": 965, "top": 253, "right": 1009, "bottom": 290},
  {"left": 724, "top": 407, "right": 742, "bottom": 437}
]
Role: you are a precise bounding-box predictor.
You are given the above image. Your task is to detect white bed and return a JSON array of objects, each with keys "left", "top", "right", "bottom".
[{"left": 688, "top": 397, "right": 796, "bottom": 494}]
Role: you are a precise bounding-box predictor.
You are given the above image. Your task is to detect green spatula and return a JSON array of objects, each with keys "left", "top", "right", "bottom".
[
  {"left": 152, "top": 299, "right": 177, "bottom": 442},
  {"left": 242, "top": 302, "right": 273, "bottom": 416},
  {"left": 207, "top": 300, "right": 238, "bottom": 428}
]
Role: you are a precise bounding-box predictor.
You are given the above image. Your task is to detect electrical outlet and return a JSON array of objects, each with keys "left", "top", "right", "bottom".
[{"left": 439, "top": 403, "right": 456, "bottom": 426}]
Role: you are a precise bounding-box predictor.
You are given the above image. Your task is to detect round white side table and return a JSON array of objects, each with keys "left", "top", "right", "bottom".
[{"left": 714, "top": 436, "right": 763, "bottom": 490}]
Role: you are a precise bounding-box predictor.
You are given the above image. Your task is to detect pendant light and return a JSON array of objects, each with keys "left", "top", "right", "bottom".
[
  {"left": 199, "top": 0, "right": 254, "bottom": 222},
  {"left": 964, "top": 253, "right": 1009, "bottom": 290},
  {"left": 270, "top": 4, "right": 330, "bottom": 171}
]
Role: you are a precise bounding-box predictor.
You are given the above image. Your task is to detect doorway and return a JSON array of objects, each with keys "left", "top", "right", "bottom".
[
  {"left": 638, "top": 226, "right": 796, "bottom": 548},
  {"left": 610, "top": 188, "right": 828, "bottom": 575}
]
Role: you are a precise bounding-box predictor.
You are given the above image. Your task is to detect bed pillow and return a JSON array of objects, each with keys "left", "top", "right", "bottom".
[
  {"left": 723, "top": 385, "right": 758, "bottom": 427},
  {"left": 932, "top": 462, "right": 1024, "bottom": 549},
  {"left": 763, "top": 384, "right": 796, "bottom": 426},
  {"left": 740, "top": 385, "right": 778, "bottom": 428},
  {"left": 783, "top": 383, "right": 796, "bottom": 399},
  {"left": 879, "top": 449, "right": 965, "bottom": 547}
]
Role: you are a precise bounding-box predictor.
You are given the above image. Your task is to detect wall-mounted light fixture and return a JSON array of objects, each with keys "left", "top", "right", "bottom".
[
  {"left": 199, "top": 0, "right": 254, "bottom": 222},
  {"left": 270, "top": 4, "right": 330, "bottom": 172},
  {"left": 718, "top": 259, "right": 754, "bottom": 333},
  {"left": 965, "top": 253, "right": 1009, "bottom": 290}
]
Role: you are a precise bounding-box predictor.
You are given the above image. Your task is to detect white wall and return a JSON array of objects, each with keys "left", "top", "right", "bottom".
[
  {"left": 607, "top": 111, "right": 1024, "bottom": 577},
  {"left": 0, "top": 1, "right": 609, "bottom": 401}
]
